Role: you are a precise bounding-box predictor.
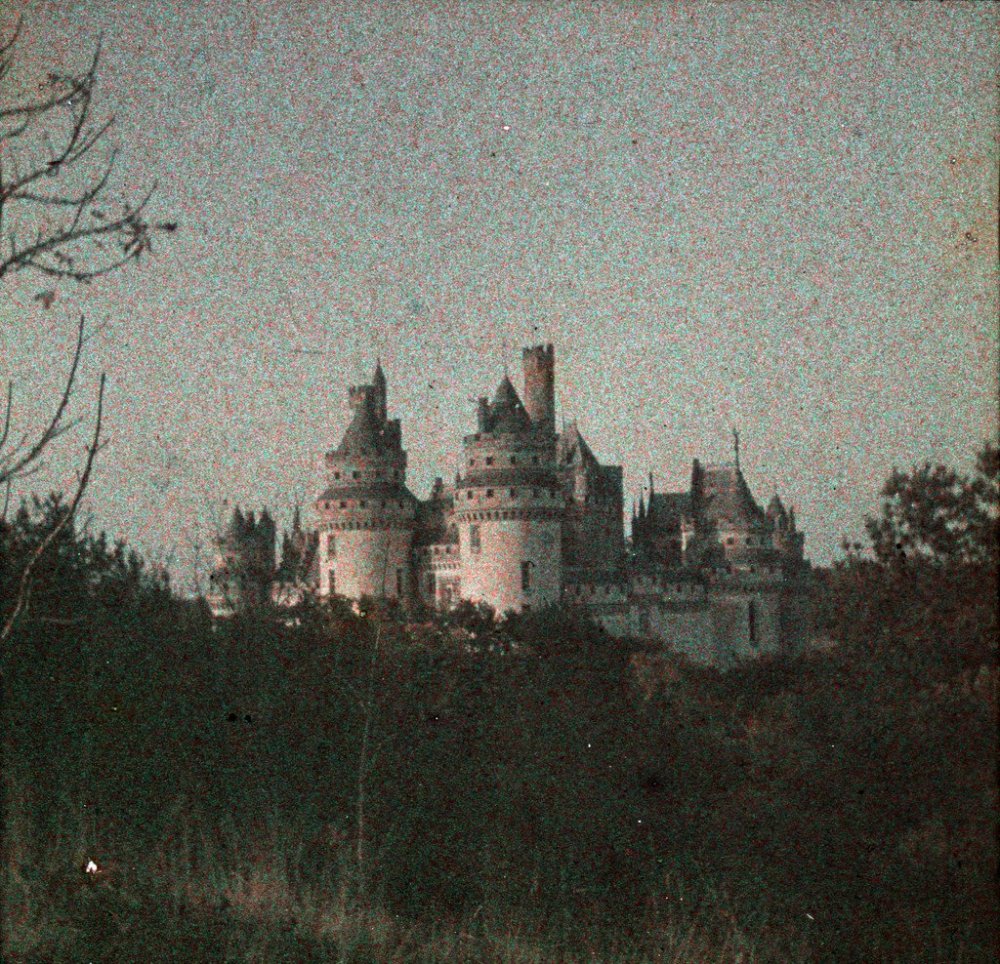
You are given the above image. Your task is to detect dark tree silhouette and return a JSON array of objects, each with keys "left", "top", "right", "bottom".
[
  {"left": 0, "top": 20, "right": 174, "bottom": 645},
  {"left": 863, "top": 442, "right": 999, "bottom": 569}
]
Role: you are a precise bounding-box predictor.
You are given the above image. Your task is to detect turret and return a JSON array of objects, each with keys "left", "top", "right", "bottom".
[
  {"left": 522, "top": 343, "right": 556, "bottom": 435},
  {"left": 316, "top": 361, "right": 417, "bottom": 604},
  {"left": 767, "top": 492, "right": 789, "bottom": 530},
  {"left": 455, "top": 369, "right": 562, "bottom": 612}
]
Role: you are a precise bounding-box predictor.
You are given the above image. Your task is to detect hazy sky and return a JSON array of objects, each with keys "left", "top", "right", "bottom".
[{"left": 2, "top": 0, "right": 997, "bottom": 584}]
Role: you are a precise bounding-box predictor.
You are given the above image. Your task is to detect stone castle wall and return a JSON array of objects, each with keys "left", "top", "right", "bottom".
[{"left": 318, "top": 523, "right": 414, "bottom": 601}]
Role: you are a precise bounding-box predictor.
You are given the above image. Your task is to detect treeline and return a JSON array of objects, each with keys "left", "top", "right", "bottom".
[{"left": 1, "top": 448, "right": 997, "bottom": 961}]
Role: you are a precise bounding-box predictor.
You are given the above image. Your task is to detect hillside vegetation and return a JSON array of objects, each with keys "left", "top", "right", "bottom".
[{"left": 1, "top": 447, "right": 996, "bottom": 962}]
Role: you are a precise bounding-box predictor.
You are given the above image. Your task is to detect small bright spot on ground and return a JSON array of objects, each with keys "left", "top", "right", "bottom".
[{"left": 85, "top": 860, "right": 98, "bottom": 874}]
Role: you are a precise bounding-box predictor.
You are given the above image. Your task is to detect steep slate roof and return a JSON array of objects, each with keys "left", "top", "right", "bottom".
[
  {"left": 485, "top": 376, "right": 533, "bottom": 434},
  {"left": 557, "top": 421, "right": 598, "bottom": 467},
  {"left": 696, "top": 463, "right": 768, "bottom": 529},
  {"left": 337, "top": 401, "right": 391, "bottom": 456},
  {"left": 767, "top": 492, "right": 789, "bottom": 524}
]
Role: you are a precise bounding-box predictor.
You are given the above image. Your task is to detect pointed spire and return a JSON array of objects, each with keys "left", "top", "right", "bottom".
[
  {"left": 638, "top": 491, "right": 646, "bottom": 520},
  {"left": 647, "top": 472, "right": 654, "bottom": 516},
  {"left": 733, "top": 427, "right": 741, "bottom": 472},
  {"left": 292, "top": 503, "right": 302, "bottom": 531},
  {"left": 372, "top": 357, "right": 387, "bottom": 423}
]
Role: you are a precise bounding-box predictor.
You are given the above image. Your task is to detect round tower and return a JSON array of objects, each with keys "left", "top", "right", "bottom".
[
  {"left": 316, "top": 365, "right": 417, "bottom": 604},
  {"left": 522, "top": 343, "right": 556, "bottom": 436},
  {"left": 454, "top": 374, "right": 562, "bottom": 613}
]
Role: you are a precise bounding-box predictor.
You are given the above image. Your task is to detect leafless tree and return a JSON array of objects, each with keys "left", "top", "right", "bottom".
[
  {"left": 0, "top": 19, "right": 174, "bottom": 645},
  {"left": 0, "top": 21, "right": 175, "bottom": 284}
]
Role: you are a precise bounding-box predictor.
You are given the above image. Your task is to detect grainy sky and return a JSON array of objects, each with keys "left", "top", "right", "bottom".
[{"left": 1, "top": 0, "right": 997, "bottom": 585}]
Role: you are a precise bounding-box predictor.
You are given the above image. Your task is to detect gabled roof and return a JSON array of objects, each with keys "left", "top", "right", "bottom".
[{"left": 649, "top": 491, "right": 691, "bottom": 520}]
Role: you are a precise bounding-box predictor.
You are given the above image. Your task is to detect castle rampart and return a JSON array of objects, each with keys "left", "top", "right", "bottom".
[{"left": 215, "top": 344, "right": 811, "bottom": 666}]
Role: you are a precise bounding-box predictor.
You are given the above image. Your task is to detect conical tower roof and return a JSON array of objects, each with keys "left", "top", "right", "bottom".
[
  {"left": 338, "top": 402, "right": 387, "bottom": 455},
  {"left": 486, "top": 375, "right": 532, "bottom": 434}
]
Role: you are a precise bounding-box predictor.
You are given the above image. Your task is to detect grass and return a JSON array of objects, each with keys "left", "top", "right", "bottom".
[
  {"left": 2, "top": 796, "right": 816, "bottom": 963},
  {"left": 3, "top": 798, "right": 994, "bottom": 962}
]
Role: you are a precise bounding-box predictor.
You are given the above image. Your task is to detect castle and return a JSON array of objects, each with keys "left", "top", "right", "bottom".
[{"left": 208, "top": 345, "right": 811, "bottom": 665}]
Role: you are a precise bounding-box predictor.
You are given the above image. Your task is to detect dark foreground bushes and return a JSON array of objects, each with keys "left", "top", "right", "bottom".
[{"left": 2, "top": 494, "right": 997, "bottom": 961}]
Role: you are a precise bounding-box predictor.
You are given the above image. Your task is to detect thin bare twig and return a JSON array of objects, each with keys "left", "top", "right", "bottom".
[
  {"left": 0, "top": 314, "right": 86, "bottom": 485},
  {"left": 0, "top": 372, "right": 105, "bottom": 645},
  {"left": 0, "top": 28, "right": 174, "bottom": 285}
]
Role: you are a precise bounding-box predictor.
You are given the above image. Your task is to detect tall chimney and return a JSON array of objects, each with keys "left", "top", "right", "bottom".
[{"left": 522, "top": 343, "right": 555, "bottom": 435}]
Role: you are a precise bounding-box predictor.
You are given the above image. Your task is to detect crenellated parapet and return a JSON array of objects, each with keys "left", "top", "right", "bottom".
[{"left": 214, "top": 341, "right": 814, "bottom": 664}]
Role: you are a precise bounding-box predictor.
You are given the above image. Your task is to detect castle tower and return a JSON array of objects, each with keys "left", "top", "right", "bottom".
[
  {"left": 455, "top": 371, "right": 562, "bottom": 613},
  {"left": 316, "top": 362, "right": 417, "bottom": 604},
  {"left": 522, "top": 343, "right": 556, "bottom": 436}
]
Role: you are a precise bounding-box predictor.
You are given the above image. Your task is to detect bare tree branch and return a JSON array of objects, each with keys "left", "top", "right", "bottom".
[
  {"left": 0, "top": 372, "right": 105, "bottom": 644},
  {"left": 0, "top": 23, "right": 173, "bottom": 659},
  {"left": 0, "top": 314, "right": 86, "bottom": 485},
  {"left": 0, "top": 28, "right": 175, "bottom": 285}
]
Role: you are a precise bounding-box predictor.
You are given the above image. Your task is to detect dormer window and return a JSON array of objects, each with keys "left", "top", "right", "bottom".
[
  {"left": 486, "top": 489, "right": 494, "bottom": 498},
  {"left": 352, "top": 471, "right": 360, "bottom": 480},
  {"left": 334, "top": 472, "right": 341, "bottom": 480},
  {"left": 485, "top": 456, "right": 494, "bottom": 466},
  {"left": 510, "top": 456, "right": 516, "bottom": 465}
]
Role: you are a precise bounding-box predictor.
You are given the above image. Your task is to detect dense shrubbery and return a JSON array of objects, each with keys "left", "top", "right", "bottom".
[{"left": 1, "top": 449, "right": 997, "bottom": 961}]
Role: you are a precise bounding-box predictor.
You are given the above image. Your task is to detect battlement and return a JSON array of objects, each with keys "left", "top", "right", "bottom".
[{"left": 209, "top": 343, "right": 810, "bottom": 660}]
